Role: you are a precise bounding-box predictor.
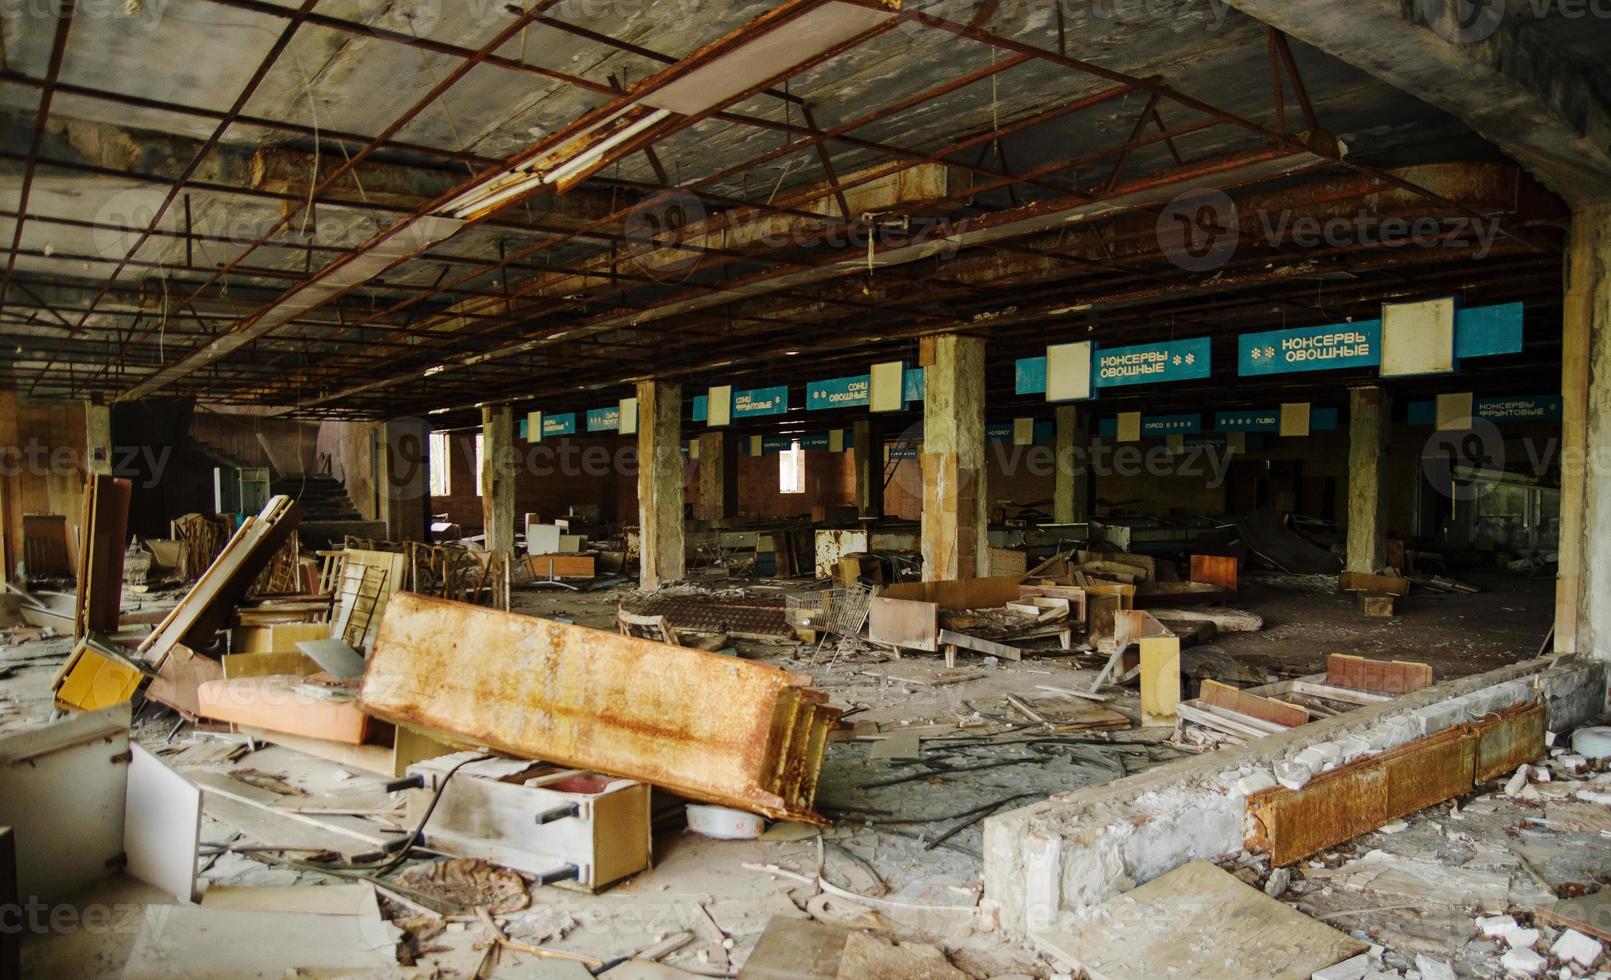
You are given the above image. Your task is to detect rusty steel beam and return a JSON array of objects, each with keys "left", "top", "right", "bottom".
[
  {"left": 359, "top": 593, "right": 839, "bottom": 823},
  {"left": 0, "top": 3, "right": 75, "bottom": 326}
]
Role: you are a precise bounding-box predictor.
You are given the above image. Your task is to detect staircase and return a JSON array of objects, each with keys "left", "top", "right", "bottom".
[{"left": 270, "top": 474, "right": 363, "bottom": 522}]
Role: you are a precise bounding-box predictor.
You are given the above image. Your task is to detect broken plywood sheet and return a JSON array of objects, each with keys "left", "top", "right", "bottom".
[
  {"left": 1034, "top": 860, "right": 1365, "bottom": 980},
  {"left": 739, "top": 917, "right": 849, "bottom": 980},
  {"left": 120, "top": 906, "right": 399, "bottom": 979},
  {"left": 1326, "top": 654, "right": 1432, "bottom": 695},
  {"left": 360, "top": 593, "right": 838, "bottom": 823}
]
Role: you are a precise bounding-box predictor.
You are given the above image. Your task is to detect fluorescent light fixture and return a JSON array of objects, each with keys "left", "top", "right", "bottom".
[
  {"left": 437, "top": 109, "right": 671, "bottom": 219},
  {"left": 640, "top": 2, "right": 897, "bottom": 116}
]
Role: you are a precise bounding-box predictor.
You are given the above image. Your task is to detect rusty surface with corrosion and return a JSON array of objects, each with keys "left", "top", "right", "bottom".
[
  {"left": 359, "top": 593, "right": 838, "bottom": 823},
  {"left": 1247, "top": 703, "right": 1545, "bottom": 866}
]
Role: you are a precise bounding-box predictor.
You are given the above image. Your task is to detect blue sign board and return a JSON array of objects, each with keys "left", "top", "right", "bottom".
[
  {"left": 984, "top": 421, "right": 1055, "bottom": 443},
  {"left": 1215, "top": 406, "right": 1339, "bottom": 432},
  {"left": 1097, "top": 413, "right": 1203, "bottom": 437},
  {"left": 692, "top": 395, "right": 707, "bottom": 422},
  {"left": 808, "top": 374, "right": 870, "bottom": 410},
  {"left": 1240, "top": 303, "right": 1524, "bottom": 377},
  {"left": 1240, "top": 321, "right": 1380, "bottom": 377},
  {"left": 542, "top": 412, "right": 577, "bottom": 438},
  {"left": 586, "top": 406, "right": 619, "bottom": 432},
  {"left": 1407, "top": 394, "right": 1562, "bottom": 426},
  {"left": 1016, "top": 356, "right": 1047, "bottom": 396},
  {"left": 903, "top": 367, "right": 926, "bottom": 403},
  {"left": 1095, "top": 338, "right": 1211, "bottom": 388},
  {"left": 733, "top": 386, "right": 789, "bottom": 418},
  {"left": 1456, "top": 303, "right": 1524, "bottom": 359}
]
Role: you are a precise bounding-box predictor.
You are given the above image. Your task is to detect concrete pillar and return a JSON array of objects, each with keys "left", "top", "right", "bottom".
[
  {"left": 480, "top": 406, "right": 516, "bottom": 557},
  {"left": 1345, "top": 386, "right": 1389, "bottom": 575},
  {"left": 696, "top": 431, "right": 737, "bottom": 523},
  {"left": 1559, "top": 204, "right": 1611, "bottom": 657},
  {"left": 380, "top": 417, "right": 428, "bottom": 542},
  {"left": 85, "top": 400, "right": 111, "bottom": 476},
  {"left": 637, "top": 380, "right": 685, "bottom": 590},
  {"left": 853, "top": 418, "right": 883, "bottom": 518},
  {"left": 921, "top": 335, "right": 988, "bottom": 581},
  {"left": 1053, "top": 404, "right": 1089, "bottom": 524}
]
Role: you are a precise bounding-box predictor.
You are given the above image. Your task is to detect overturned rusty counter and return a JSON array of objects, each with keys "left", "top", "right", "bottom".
[{"left": 359, "top": 593, "right": 838, "bottom": 823}]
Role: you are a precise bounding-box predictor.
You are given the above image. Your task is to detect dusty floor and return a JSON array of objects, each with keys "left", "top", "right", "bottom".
[{"left": 2, "top": 567, "right": 1597, "bottom": 979}]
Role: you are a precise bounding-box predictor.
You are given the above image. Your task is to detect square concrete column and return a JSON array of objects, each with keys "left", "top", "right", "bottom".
[
  {"left": 696, "top": 431, "right": 737, "bottom": 523},
  {"left": 480, "top": 406, "right": 516, "bottom": 558},
  {"left": 853, "top": 418, "right": 883, "bottom": 518},
  {"left": 380, "top": 417, "right": 428, "bottom": 542},
  {"left": 921, "top": 334, "right": 988, "bottom": 581},
  {"left": 1559, "top": 204, "right": 1611, "bottom": 657},
  {"left": 1345, "top": 386, "right": 1389, "bottom": 574},
  {"left": 85, "top": 400, "right": 112, "bottom": 476},
  {"left": 1053, "top": 404, "right": 1089, "bottom": 524},
  {"left": 638, "top": 380, "right": 685, "bottom": 591}
]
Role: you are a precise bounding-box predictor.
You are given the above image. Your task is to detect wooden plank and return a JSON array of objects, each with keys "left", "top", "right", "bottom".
[
  {"left": 1338, "top": 570, "right": 1409, "bottom": 596},
  {"left": 222, "top": 651, "right": 319, "bottom": 679},
  {"left": 74, "top": 476, "right": 131, "bottom": 637},
  {"left": 0, "top": 826, "right": 15, "bottom": 980},
  {"left": 1325, "top": 654, "right": 1433, "bottom": 695},
  {"left": 1189, "top": 554, "right": 1237, "bottom": 591},
  {"left": 359, "top": 593, "right": 838, "bottom": 823},
  {"left": 867, "top": 596, "right": 938, "bottom": 653},
  {"left": 1200, "top": 679, "right": 1308, "bottom": 728},
  {"left": 939, "top": 628, "right": 1022, "bottom": 662},
  {"left": 1138, "top": 636, "right": 1180, "bottom": 726},
  {"left": 525, "top": 553, "right": 597, "bottom": 580},
  {"left": 1534, "top": 891, "right": 1611, "bottom": 943},
  {"left": 1034, "top": 860, "right": 1365, "bottom": 980},
  {"left": 878, "top": 576, "right": 1024, "bottom": 610}
]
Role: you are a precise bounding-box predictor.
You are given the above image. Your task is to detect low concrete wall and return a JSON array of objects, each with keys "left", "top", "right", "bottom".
[{"left": 981, "top": 655, "right": 1608, "bottom": 937}]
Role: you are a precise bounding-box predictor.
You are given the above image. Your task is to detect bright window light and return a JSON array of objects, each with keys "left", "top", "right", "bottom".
[
  {"left": 780, "top": 440, "right": 806, "bottom": 494},
  {"left": 474, "top": 433, "right": 485, "bottom": 498},
  {"left": 429, "top": 431, "right": 451, "bottom": 498}
]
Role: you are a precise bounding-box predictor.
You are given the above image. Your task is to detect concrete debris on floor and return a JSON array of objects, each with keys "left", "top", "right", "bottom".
[{"left": 2, "top": 500, "right": 1607, "bottom": 980}]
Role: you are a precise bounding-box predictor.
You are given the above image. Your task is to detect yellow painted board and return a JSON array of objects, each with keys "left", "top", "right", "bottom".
[
  {"left": 1436, "top": 392, "right": 1475, "bottom": 430},
  {"left": 1139, "top": 636, "right": 1181, "bottom": 727},
  {"left": 870, "top": 361, "right": 905, "bottom": 412},
  {"left": 1279, "top": 402, "right": 1311, "bottom": 438},
  {"left": 222, "top": 652, "right": 319, "bottom": 679},
  {"left": 53, "top": 643, "right": 144, "bottom": 712},
  {"left": 1116, "top": 412, "right": 1142, "bottom": 443}
]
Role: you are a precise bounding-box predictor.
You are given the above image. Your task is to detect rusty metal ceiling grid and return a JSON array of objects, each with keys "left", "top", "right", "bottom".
[{"left": 0, "top": 0, "right": 1568, "bottom": 424}]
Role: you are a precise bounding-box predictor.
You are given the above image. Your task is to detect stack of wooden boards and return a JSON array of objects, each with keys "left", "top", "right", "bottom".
[
  {"left": 359, "top": 592, "right": 841, "bottom": 824},
  {"left": 53, "top": 495, "right": 303, "bottom": 716}
]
